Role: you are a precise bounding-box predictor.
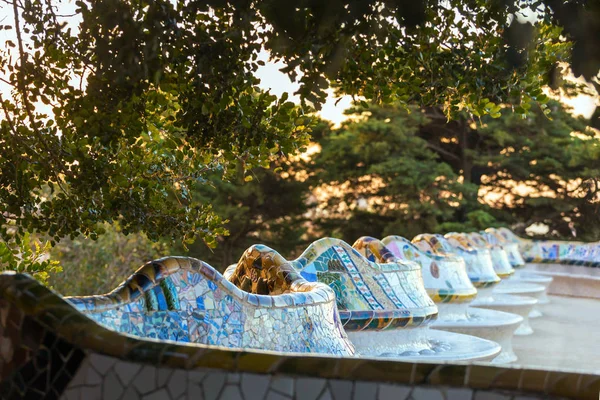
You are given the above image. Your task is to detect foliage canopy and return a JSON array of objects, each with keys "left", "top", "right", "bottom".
[{"left": 0, "top": 0, "right": 597, "bottom": 264}]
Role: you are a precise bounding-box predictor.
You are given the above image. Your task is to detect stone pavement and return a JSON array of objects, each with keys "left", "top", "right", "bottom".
[{"left": 511, "top": 295, "right": 600, "bottom": 373}]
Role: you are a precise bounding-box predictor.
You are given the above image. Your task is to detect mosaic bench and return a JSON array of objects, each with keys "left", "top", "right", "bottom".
[
  {"left": 480, "top": 228, "right": 552, "bottom": 304},
  {"left": 226, "top": 239, "right": 501, "bottom": 362},
  {"left": 519, "top": 238, "right": 600, "bottom": 267},
  {"left": 492, "top": 227, "right": 600, "bottom": 267},
  {"left": 354, "top": 236, "right": 477, "bottom": 304},
  {"left": 64, "top": 256, "right": 355, "bottom": 356},
  {"left": 355, "top": 236, "right": 523, "bottom": 364},
  {"left": 412, "top": 233, "right": 539, "bottom": 336},
  {"left": 444, "top": 232, "right": 546, "bottom": 318},
  {"left": 2, "top": 273, "right": 598, "bottom": 400},
  {"left": 412, "top": 233, "right": 501, "bottom": 296},
  {"left": 467, "top": 232, "right": 514, "bottom": 278},
  {"left": 484, "top": 228, "right": 526, "bottom": 268}
]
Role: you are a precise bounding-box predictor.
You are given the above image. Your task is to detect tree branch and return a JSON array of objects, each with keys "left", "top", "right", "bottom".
[{"left": 424, "top": 141, "right": 461, "bottom": 162}]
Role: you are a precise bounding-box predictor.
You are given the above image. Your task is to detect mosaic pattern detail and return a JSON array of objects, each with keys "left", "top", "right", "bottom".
[
  {"left": 483, "top": 228, "right": 526, "bottom": 268},
  {"left": 65, "top": 256, "right": 354, "bottom": 356},
  {"left": 372, "top": 274, "right": 407, "bottom": 309},
  {"left": 412, "top": 234, "right": 501, "bottom": 288},
  {"left": 466, "top": 232, "right": 514, "bottom": 278},
  {"left": 485, "top": 227, "right": 600, "bottom": 270},
  {"left": 1, "top": 275, "right": 598, "bottom": 399},
  {"left": 333, "top": 245, "right": 385, "bottom": 310},
  {"left": 520, "top": 239, "right": 600, "bottom": 267},
  {"left": 357, "top": 236, "right": 479, "bottom": 303},
  {"left": 226, "top": 238, "right": 438, "bottom": 332}
]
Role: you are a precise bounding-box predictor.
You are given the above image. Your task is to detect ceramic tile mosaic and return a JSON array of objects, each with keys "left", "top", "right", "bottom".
[
  {"left": 1, "top": 273, "right": 599, "bottom": 399},
  {"left": 493, "top": 228, "right": 600, "bottom": 267},
  {"left": 352, "top": 237, "right": 527, "bottom": 366},
  {"left": 226, "top": 238, "right": 438, "bottom": 332},
  {"left": 2, "top": 265, "right": 599, "bottom": 398},
  {"left": 354, "top": 236, "right": 477, "bottom": 304},
  {"left": 520, "top": 239, "right": 600, "bottom": 267},
  {"left": 64, "top": 256, "right": 355, "bottom": 356},
  {"left": 483, "top": 229, "right": 526, "bottom": 268},
  {"left": 412, "top": 234, "right": 501, "bottom": 288},
  {"left": 467, "top": 232, "right": 515, "bottom": 278}
]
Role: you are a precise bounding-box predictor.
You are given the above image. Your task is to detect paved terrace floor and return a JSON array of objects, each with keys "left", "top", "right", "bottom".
[{"left": 511, "top": 295, "right": 600, "bottom": 373}]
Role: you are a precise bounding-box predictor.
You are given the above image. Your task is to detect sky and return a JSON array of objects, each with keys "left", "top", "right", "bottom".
[
  {"left": 253, "top": 50, "right": 356, "bottom": 127},
  {"left": 253, "top": 50, "right": 598, "bottom": 124}
]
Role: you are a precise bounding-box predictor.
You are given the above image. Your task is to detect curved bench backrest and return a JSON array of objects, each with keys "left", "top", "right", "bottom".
[
  {"left": 445, "top": 232, "right": 485, "bottom": 253},
  {"left": 295, "top": 238, "right": 436, "bottom": 311},
  {"left": 226, "top": 239, "right": 438, "bottom": 331},
  {"left": 358, "top": 236, "right": 477, "bottom": 303},
  {"left": 225, "top": 244, "right": 306, "bottom": 296},
  {"left": 413, "top": 234, "right": 500, "bottom": 287},
  {"left": 497, "top": 227, "right": 520, "bottom": 243},
  {"left": 444, "top": 233, "right": 500, "bottom": 286},
  {"left": 467, "top": 232, "right": 493, "bottom": 249},
  {"left": 468, "top": 232, "right": 514, "bottom": 278},
  {"left": 484, "top": 228, "right": 526, "bottom": 267},
  {"left": 66, "top": 257, "right": 354, "bottom": 355},
  {"left": 411, "top": 233, "right": 452, "bottom": 255}
]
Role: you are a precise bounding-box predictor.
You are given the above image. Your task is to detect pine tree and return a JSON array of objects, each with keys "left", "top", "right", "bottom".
[{"left": 309, "top": 101, "right": 600, "bottom": 241}]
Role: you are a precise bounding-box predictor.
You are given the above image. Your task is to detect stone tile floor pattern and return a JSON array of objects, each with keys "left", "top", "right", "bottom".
[{"left": 59, "top": 352, "right": 565, "bottom": 400}]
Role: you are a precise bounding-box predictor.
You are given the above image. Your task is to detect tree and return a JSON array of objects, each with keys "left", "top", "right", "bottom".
[
  {"left": 49, "top": 224, "right": 170, "bottom": 295},
  {"left": 179, "top": 157, "right": 313, "bottom": 269},
  {"left": 476, "top": 101, "right": 600, "bottom": 240},
  {"left": 0, "top": 0, "right": 590, "bottom": 274},
  {"left": 308, "top": 106, "right": 482, "bottom": 242},
  {"left": 309, "top": 100, "right": 600, "bottom": 242}
]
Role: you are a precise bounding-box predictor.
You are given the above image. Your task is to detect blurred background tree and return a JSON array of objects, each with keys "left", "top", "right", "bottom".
[
  {"left": 306, "top": 101, "right": 599, "bottom": 242},
  {"left": 1, "top": 0, "right": 599, "bottom": 290},
  {"left": 307, "top": 106, "right": 480, "bottom": 241},
  {"left": 49, "top": 224, "right": 170, "bottom": 295},
  {"left": 179, "top": 157, "right": 313, "bottom": 269}
]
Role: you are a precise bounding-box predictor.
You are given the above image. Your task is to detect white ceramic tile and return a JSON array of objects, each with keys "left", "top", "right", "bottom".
[
  {"left": 377, "top": 383, "right": 411, "bottom": 400},
  {"left": 296, "top": 377, "right": 326, "bottom": 400},
  {"left": 241, "top": 373, "right": 272, "bottom": 400}
]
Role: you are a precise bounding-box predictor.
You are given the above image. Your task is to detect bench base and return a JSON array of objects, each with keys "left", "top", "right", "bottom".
[
  {"left": 347, "top": 327, "right": 501, "bottom": 362},
  {"left": 471, "top": 294, "right": 537, "bottom": 336},
  {"left": 510, "top": 272, "right": 552, "bottom": 304},
  {"left": 431, "top": 305, "right": 523, "bottom": 364},
  {"left": 494, "top": 282, "right": 545, "bottom": 318}
]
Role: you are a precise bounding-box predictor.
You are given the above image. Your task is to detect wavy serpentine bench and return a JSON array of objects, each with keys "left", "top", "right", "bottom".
[
  {"left": 358, "top": 236, "right": 477, "bottom": 304},
  {"left": 355, "top": 236, "right": 522, "bottom": 364},
  {"left": 492, "top": 227, "right": 600, "bottom": 267},
  {"left": 496, "top": 229, "right": 600, "bottom": 302},
  {"left": 2, "top": 273, "right": 599, "bottom": 400},
  {"left": 467, "top": 232, "right": 514, "bottom": 278},
  {"left": 479, "top": 229, "right": 552, "bottom": 305},
  {"left": 412, "top": 233, "right": 538, "bottom": 336},
  {"left": 63, "top": 256, "right": 355, "bottom": 356},
  {"left": 225, "top": 239, "right": 500, "bottom": 362},
  {"left": 446, "top": 232, "right": 546, "bottom": 318},
  {"left": 485, "top": 228, "right": 526, "bottom": 268},
  {"left": 519, "top": 237, "right": 600, "bottom": 267}
]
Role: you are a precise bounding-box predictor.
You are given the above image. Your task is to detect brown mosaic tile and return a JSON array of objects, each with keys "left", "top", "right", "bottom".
[
  {"left": 517, "top": 369, "right": 549, "bottom": 392},
  {"left": 464, "top": 365, "right": 502, "bottom": 390},
  {"left": 426, "top": 364, "right": 468, "bottom": 386},
  {"left": 488, "top": 367, "right": 524, "bottom": 391}
]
